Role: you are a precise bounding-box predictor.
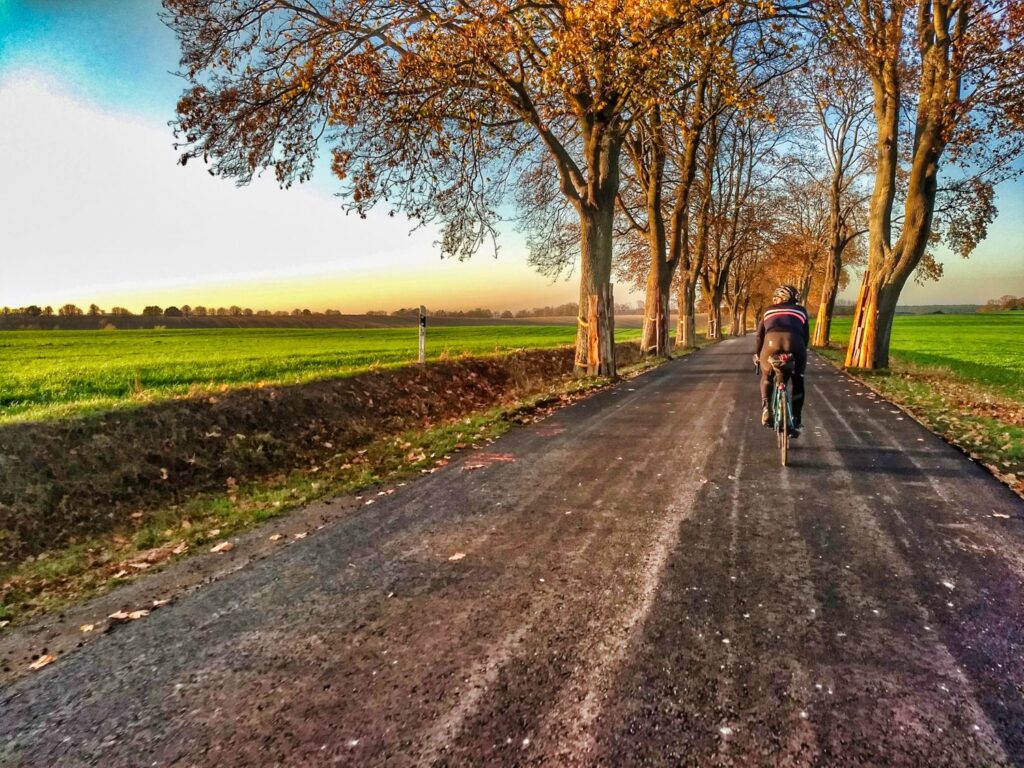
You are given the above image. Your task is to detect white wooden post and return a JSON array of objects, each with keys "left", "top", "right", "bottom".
[{"left": 418, "top": 305, "right": 426, "bottom": 364}]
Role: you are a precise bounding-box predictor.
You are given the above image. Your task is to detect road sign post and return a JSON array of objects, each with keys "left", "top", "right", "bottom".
[{"left": 418, "top": 305, "right": 426, "bottom": 364}]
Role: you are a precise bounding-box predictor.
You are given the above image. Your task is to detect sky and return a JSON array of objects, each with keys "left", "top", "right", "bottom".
[{"left": 0, "top": 0, "right": 1022, "bottom": 313}]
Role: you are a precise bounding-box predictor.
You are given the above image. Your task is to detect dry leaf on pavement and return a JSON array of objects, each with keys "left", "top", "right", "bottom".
[
  {"left": 109, "top": 610, "right": 150, "bottom": 622},
  {"left": 29, "top": 655, "right": 56, "bottom": 671},
  {"left": 79, "top": 624, "right": 95, "bottom": 633},
  {"left": 209, "top": 541, "right": 235, "bottom": 554},
  {"left": 448, "top": 552, "right": 466, "bottom": 561}
]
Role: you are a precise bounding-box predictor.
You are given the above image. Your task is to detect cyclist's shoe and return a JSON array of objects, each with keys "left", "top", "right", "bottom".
[
  {"left": 788, "top": 422, "right": 802, "bottom": 438},
  {"left": 761, "top": 404, "right": 772, "bottom": 427}
]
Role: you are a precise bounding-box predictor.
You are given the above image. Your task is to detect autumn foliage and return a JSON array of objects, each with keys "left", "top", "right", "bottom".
[{"left": 165, "top": 0, "right": 1024, "bottom": 371}]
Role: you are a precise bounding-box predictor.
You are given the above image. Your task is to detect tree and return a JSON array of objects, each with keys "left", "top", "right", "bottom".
[
  {"left": 42, "top": 306, "right": 54, "bottom": 317},
  {"left": 181, "top": 304, "right": 193, "bottom": 317},
  {"left": 58, "top": 304, "right": 84, "bottom": 317},
  {"left": 700, "top": 87, "right": 792, "bottom": 339},
  {"left": 820, "top": 0, "right": 1024, "bottom": 368},
  {"left": 87, "top": 304, "right": 104, "bottom": 317},
  {"left": 109, "top": 306, "right": 133, "bottom": 316},
  {"left": 164, "top": 306, "right": 184, "bottom": 317},
  {"left": 790, "top": 56, "right": 873, "bottom": 348},
  {"left": 165, "top": 0, "right": 743, "bottom": 377},
  {"left": 192, "top": 305, "right": 207, "bottom": 316}
]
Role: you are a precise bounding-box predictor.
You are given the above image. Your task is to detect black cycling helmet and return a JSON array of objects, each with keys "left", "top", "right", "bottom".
[{"left": 772, "top": 284, "right": 799, "bottom": 304}]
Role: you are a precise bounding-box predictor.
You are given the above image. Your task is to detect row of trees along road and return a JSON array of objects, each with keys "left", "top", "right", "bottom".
[{"left": 165, "top": 0, "right": 1024, "bottom": 373}]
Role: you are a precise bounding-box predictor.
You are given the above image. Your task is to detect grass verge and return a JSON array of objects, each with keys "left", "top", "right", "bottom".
[
  {"left": 816, "top": 344, "right": 1024, "bottom": 501},
  {"left": 0, "top": 351, "right": 679, "bottom": 629}
]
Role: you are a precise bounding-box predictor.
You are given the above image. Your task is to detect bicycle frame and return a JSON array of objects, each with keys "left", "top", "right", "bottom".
[
  {"left": 769, "top": 360, "right": 795, "bottom": 466},
  {"left": 770, "top": 370, "right": 794, "bottom": 433}
]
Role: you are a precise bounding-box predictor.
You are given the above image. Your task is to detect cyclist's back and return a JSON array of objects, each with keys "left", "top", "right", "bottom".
[{"left": 756, "top": 285, "right": 809, "bottom": 431}]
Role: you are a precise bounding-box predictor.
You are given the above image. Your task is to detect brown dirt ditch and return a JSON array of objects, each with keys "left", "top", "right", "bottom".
[{"left": 0, "top": 343, "right": 643, "bottom": 567}]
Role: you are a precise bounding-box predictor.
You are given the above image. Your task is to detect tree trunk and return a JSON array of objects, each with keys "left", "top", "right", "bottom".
[
  {"left": 639, "top": 139, "right": 673, "bottom": 357},
  {"left": 799, "top": 271, "right": 814, "bottom": 309},
  {"left": 729, "top": 296, "right": 742, "bottom": 336},
  {"left": 572, "top": 121, "right": 621, "bottom": 377},
  {"left": 812, "top": 237, "right": 843, "bottom": 348},
  {"left": 640, "top": 277, "right": 671, "bottom": 356},
  {"left": 575, "top": 197, "right": 617, "bottom": 376},
  {"left": 675, "top": 275, "right": 698, "bottom": 348},
  {"left": 706, "top": 286, "right": 723, "bottom": 340}
]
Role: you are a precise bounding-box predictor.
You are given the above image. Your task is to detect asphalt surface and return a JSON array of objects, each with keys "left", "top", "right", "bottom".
[{"left": 2, "top": 338, "right": 1023, "bottom": 767}]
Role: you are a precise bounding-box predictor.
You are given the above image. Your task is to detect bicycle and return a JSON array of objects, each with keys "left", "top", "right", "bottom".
[{"left": 756, "top": 353, "right": 797, "bottom": 466}]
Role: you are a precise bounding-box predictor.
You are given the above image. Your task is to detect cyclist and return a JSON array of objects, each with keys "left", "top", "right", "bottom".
[{"left": 754, "top": 285, "right": 809, "bottom": 434}]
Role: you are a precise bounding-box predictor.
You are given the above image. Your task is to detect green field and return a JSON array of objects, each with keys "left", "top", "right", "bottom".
[
  {"left": 827, "top": 313, "right": 1024, "bottom": 400},
  {"left": 0, "top": 326, "right": 640, "bottom": 423}
]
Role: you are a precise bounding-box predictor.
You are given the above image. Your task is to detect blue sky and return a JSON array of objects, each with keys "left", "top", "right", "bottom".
[
  {"left": 0, "top": 1, "right": 180, "bottom": 116},
  {"left": 0, "top": 0, "right": 1022, "bottom": 310}
]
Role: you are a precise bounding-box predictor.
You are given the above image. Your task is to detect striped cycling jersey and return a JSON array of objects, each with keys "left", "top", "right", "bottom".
[
  {"left": 761, "top": 304, "right": 808, "bottom": 331},
  {"left": 756, "top": 301, "right": 810, "bottom": 353}
]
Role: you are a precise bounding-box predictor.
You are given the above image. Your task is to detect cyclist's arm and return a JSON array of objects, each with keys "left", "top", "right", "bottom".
[
  {"left": 755, "top": 320, "right": 766, "bottom": 356},
  {"left": 802, "top": 308, "right": 810, "bottom": 345}
]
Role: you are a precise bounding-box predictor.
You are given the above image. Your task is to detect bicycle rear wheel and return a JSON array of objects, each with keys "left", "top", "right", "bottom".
[{"left": 779, "top": 391, "right": 789, "bottom": 466}]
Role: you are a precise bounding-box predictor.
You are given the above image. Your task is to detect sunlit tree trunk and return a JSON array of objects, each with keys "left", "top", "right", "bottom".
[
  {"left": 813, "top": 169, "right": 846, "bottom": 347},
  {"left": 675, "top": 275, "right": 699, "bottom": 348},
  {"left": 729, "top": 294, "right": 743, "bottom": 336},
  {"left": 674, "top": 109, "right": 715, "bottom": 348},
  {"left": 813, "top": 239, "right": 843, "bottom": 347},
  {"left": 572, "top": 119, "right": 622, "bottom": 377},
  {"left": 638, "top": 122, "right": 673, "bottom": 357}
]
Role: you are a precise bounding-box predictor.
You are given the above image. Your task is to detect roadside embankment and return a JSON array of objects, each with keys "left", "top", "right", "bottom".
[{"left": 0, "top": 341, "right": 654, "bottom": 625}]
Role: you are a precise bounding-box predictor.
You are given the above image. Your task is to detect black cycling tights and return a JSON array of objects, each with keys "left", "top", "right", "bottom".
[{"left": 759, "top": 331, "right": 806, "bottom": 422}]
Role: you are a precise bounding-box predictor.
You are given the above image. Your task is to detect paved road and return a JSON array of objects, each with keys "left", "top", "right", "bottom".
[{"left": 3, "top": 338, "right": 1024, "bottom": 767}]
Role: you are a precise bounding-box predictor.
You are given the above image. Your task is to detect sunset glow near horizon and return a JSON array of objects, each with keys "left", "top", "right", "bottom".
[{"left": 1, "top": 0, "right": 1022, "bottom": 314}]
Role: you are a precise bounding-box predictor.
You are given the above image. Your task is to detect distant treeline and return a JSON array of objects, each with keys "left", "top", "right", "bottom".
[
  {"left": 0, "top": 300, "right": 649, "bottom": 328},
  {"left": 0, "top": 304, "right": 340, "bottom": 319},
  {"left": 980, "top": 295, "right": 1024, "bottom": 312}
]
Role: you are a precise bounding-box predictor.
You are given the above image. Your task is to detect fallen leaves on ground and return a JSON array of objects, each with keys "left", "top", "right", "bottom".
[
  {"left": 269, "top": 533, "right": 284, "bottom": 541},
  {"left": 79, "top": 623, "right": 95, "bottom": 633},
  {"left": 109, "top": 610, "right": 149, "bottom": 622},
  {"left": 448, "top": 552, "right": 466, "bottom": 561},
  {"left": 209, "top": 541, "right": 234, "bottom": 554},
  {"left": 29, "top": 655, "right": 56, "bottom": 670}
]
